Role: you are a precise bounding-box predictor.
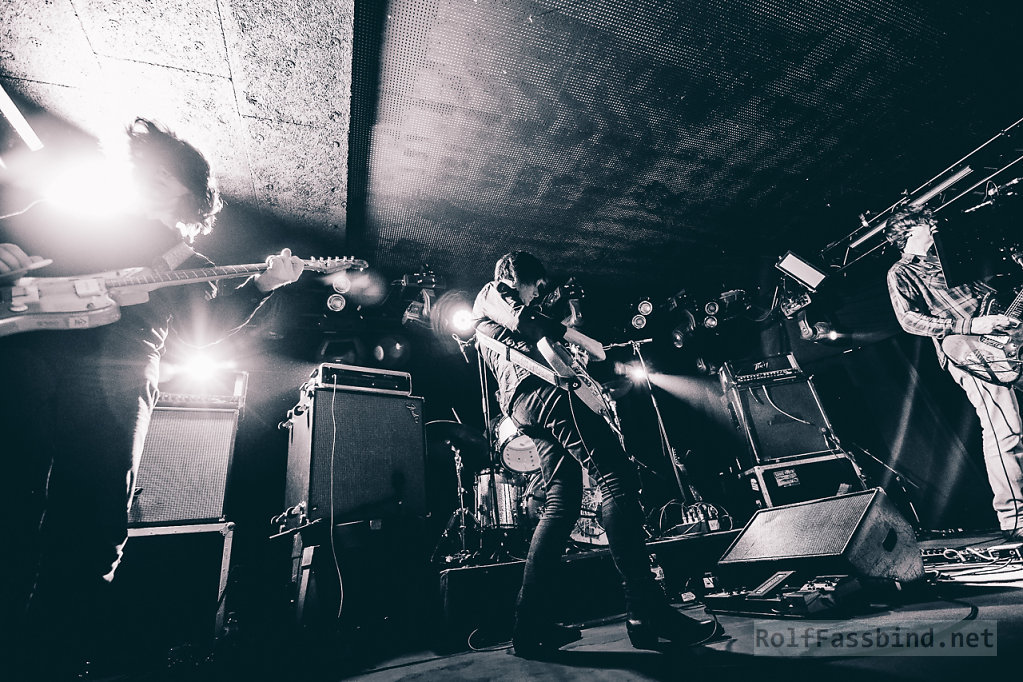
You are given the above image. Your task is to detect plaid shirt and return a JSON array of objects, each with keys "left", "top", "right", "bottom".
[{"left": 886, "top": 252, "right": 994, "bottom": 366}]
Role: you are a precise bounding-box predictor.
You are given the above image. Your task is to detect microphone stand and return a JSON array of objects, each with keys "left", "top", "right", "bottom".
[{"left": 629, "top": 339, "right": 701, "bottom": 505}]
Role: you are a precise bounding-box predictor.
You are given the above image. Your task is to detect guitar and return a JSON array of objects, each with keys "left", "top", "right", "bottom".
[
  {"left": 937, "top": 248, "right": 1023, "bottom": 386},
  {"left": 941, "top": 281, "right": 1023, "bottom": 387},
  {"left": 536, "top": 337, "right": 623, "bottom": 440},
  {"left": 0, "top": 256, "right": 367, "bottom": 337}
]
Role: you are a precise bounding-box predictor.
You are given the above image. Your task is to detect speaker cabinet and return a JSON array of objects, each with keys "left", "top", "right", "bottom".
[
  {"left": 286, "top": 387, "right": 427, "bottom": 522},
  {"left": 728, "top": 378, "right": 836, "bottom": 465},
  {"left": 129, "top": 407, "right": 239, "bottom": 526},
  {"left": 717, "top": 488, "right": 923, "bottom": 584}
]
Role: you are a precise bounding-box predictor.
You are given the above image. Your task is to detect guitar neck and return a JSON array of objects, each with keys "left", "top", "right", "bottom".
[
  {"left": 104, "top": 264, "right": 269, "bottom": 290},
  {"left": 1006, "top": 288, "right": 1023, "bottom": 319}
]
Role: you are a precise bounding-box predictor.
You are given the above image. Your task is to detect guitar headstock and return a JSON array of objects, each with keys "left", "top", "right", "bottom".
[{"left": 302, "top": 257, "right": 369, "bottom": 274}]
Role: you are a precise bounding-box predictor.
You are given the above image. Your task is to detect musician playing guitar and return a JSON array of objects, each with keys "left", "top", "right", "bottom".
[
  {"left": 885, "top": 204, "right": 1023, "bottom": 539},
  {"left": 0, "top": 118, "right": 304, "bottom": 677},
  {"left": 473, "top": 251, "right": 719, "bottom": 658}
]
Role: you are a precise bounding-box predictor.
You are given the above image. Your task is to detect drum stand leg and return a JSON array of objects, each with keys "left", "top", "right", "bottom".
[{"left": 430, "top": 446, "right": 479, "bottom": 565}]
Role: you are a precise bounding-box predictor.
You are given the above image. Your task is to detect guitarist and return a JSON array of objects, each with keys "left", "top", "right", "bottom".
[
  {"left": 472, "top": 251, "right": 718, "bottom": 658},
  {"left": 884, "top": 204, "right": 1023, "bottom": 538},
  {"left": 0, "top": 118, "right": 303, "bottom": 677}
]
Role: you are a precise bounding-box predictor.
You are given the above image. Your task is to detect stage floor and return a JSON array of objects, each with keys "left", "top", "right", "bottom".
[{"left": 339, "top": 530, "right": 1023, "bottom": 682}]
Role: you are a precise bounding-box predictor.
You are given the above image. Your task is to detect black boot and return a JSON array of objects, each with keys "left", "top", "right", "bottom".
[
  {"left": 625, "top": 605, "right": 722, "bottom": 651},
  {"left": 512, "top": 621, "right": 583, "bottom": 659}
]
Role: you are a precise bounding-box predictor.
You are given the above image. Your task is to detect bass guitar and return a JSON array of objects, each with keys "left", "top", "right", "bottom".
[
  {"left": 0, "top": 256, "right": 367, "bottom": 337},
  {"left": 941, "top": 257, "right": 1023, "bottom": 387}
]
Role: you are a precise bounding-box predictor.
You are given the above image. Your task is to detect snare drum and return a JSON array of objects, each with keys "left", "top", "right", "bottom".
[
  {"left": 474, "top": 469, "right": 525, "bottom": 529},
  {"left": 496, "top": 417, "right": 541, "bottom": 474}
]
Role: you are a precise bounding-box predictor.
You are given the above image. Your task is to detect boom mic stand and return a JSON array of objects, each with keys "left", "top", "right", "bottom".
[{"left": 628, "top": 339, "right": 703, "bottom": 505}]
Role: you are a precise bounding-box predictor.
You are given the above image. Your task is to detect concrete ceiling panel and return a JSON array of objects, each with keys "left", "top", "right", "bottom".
[
  {"left": 241, "top": 115, "right": 347, "bottom": 234},
  {"left": 0, "top": 0, "right": 101, "bottom": 86},
  {"left": 220, "top": 0, "right": 354, "bottom": 127},
  {"left": 73, "top": 0, "right": 231, "bottom": 77}
]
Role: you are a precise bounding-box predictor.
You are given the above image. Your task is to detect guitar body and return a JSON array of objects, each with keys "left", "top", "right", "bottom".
[
  {"left": 941, "top": 331, "right": 1023, "bottom": 387},
  {"left": 537, "top": 338, "right": 623, "bottom": 439},
  {"left": 0, "top": 274, "right": 125, "bottom": 336}
]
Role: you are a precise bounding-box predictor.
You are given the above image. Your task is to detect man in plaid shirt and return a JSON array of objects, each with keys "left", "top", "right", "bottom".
[{"left": 885, "top": 204, "right": 1023, "bottom": 537}]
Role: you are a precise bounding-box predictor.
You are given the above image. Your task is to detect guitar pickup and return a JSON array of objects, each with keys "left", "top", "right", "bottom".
[{"left": 73, "top": 278, "right": 106, "bottom": 296}]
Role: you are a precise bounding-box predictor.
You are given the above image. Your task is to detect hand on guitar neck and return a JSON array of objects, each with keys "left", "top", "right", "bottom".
[{"left": 564, "top": 326, "right": 606, "bottom": 362}]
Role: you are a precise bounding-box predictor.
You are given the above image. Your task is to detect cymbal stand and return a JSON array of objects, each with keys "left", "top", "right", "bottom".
[{"left": 430, "top": 443, "right": 477, "bottom": 565}]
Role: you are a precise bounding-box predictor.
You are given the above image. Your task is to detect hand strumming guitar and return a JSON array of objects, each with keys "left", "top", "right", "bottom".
[
  {"left": 0, "top": 243, "right": 49, "bottom": 282},
  {"left": 970, "top": 314, "right": 1022, "bottom": 335}
]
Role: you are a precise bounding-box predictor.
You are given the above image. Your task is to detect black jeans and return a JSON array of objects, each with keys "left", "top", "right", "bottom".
[{"left": 509, "top": 380, "right": 662, "bottom": 626}]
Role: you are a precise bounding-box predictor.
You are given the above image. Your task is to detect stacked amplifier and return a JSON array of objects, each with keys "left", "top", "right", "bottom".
[
  {"left": 285, "top": 364, "right": 427, "bottom": 523},
  {"left": 720, "top": 354, "right": 865, "bottom": 509}
]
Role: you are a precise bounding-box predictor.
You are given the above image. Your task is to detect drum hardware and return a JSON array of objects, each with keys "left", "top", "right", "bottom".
[{"left": 496, "top": 417, "right": 541, "bottom": 474}]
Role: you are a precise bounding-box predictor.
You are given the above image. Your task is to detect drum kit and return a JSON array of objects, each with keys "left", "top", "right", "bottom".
[{"left": 427, "top": 417, "right": 607, "bottom": 565}]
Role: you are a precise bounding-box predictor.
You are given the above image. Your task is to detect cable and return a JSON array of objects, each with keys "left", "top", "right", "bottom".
[
  {"left": 0, "top": 198, "right": 44, "bottom": 220},
  {"left": 328, "top": 384, "right": 344, "bottom": 619}
]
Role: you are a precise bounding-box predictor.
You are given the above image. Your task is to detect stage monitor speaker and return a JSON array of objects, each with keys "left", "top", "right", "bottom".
[
  {"left": 286, "top": 387, "right": 427, "bottom": 522},
  {"left": 717, "top": 488, "right": 923, "bottom": 584},
  {"left": 129, "top": 407, "right": 239, "bottom": 526}
]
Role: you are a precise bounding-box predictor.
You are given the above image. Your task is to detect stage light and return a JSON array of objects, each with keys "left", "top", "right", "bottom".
[
  {"left": 372, "top": 334, "right": 410, "bottom": 367},
  {"left": 775, "top": 251, "right": 827, "bottom": 291},
  {"left": 704, "top": 300, "right": 720, "bottom": 316},
  {"left": 624, "top": 363, "right": 648, "bottom": 382},
  {"left": 637, "top": 299, "right": 653, "bottom": 316},
  {"left": 703, "top": 315, "right": 718, "bottom": 329},
  {"left": 161, "top": 354, "right": 237, "bottom": 390},
  {"left": 326, "top": 293, "right": 346, "bottom": 312},
  {"left": 631, "top": 314, "right": 647, "bottom": 329},
  {"left": 331, "top": 273, "right": 352, "bottom": 294},
  {"left": 42, "top": 156, "right": 138, "bottom": 220},
  {"left": 670, "top": 327, "right": 686, "bottom": 348},
  {"left": 451, "top": 308, "right": 475, "bottom": 334}
]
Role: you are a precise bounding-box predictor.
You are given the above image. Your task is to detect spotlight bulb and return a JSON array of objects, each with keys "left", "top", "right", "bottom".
[
  {"left": 637, "top": 300, "right": 653, "bottom": 316},
  {"left": 326, "top": 293, "right": 347, "bottom": 312},
  {"left": 703, "top": 315, "right": 718, "bottom": 329},
  {"left": 704, "top": 300, "right": 720, "bottom": 315},
  {"left": 631, "top": 314, "right": 647, "bottom": 329}
]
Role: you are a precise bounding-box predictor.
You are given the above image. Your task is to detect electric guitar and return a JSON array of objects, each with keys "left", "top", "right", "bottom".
[
  {"left": 474, "top": 330, "right": 623, "bottom": 438},
  {"left": 0, "top": 256, "right": 367, "bottom": 337},
  {"left": 536, "top": 337, "right": 624, "bottom": 440},
  {"left": 941, "top": 291, "right": 1023, "bottom": 387},
  {"left": 940, "top": 253, "right": 1023, "bottom": 387}
]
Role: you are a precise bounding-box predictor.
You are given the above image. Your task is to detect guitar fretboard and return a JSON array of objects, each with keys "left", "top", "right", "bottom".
[{"left": 105, "top": 264, "right": 268, "bottom": 289}]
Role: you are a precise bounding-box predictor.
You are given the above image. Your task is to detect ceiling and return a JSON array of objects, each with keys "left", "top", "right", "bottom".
[{"left": 3, "top": 0, "right": 1023, "bottom": 335}]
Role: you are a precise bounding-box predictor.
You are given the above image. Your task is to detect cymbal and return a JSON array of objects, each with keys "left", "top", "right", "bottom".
[{"left": 425, "top": 420, "right": 491, "bottom": 470}]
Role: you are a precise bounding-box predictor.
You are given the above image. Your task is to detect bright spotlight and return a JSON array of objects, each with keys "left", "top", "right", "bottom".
[
  {"left": 451, "top": 307, "right": 475, "bottom": 334},
  {"left": 704, "top": 300, "right": 720, "bottom": 315},
  {"left": 624, "top": 363, "right": 648, "bottom": 382},
  {"left": 637, "top": 300, "right": 653, "bottom": 316},
  {"left": 703, "top": 315, "right": 718, "bottom": 329},
  {"left": 331, "top": 273, "right": 352, "bottom": 294},
  {"left": 631, "top": 314, "right": 647, "bottom": 329},
  {"left": 162, "top": 354, "right": 237, "bottom": 389},
  {"left": 43, "top": 156, "right": 138, "bottom": 220}
]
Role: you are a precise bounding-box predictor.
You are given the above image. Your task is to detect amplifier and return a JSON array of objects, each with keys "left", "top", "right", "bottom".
[
  {"left": 742, "top": 452, "right": 866, "bottom": 509},
  {"left": 311, "top": 363, "right": 412, "bottom": 396},
  {"left": 721, "top": 354, "right": 804, "bottom": 387}
]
